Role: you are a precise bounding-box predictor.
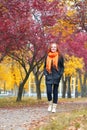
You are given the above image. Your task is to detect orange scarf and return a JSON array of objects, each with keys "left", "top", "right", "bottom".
[{"left": 46, "top": 52, "right": 59, "bottom": 73}]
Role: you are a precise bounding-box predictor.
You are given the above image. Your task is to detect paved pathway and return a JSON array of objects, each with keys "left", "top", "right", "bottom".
[
  {"left": 0, "top": 101, "right": 87, "bottom": 130},
  {"left": 0, "top": 106, "right": 49, "bottom": 130}
]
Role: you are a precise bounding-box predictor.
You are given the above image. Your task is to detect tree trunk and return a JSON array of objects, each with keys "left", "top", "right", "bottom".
[
  {"left": 33, "top": 65, "right": 44, "bottom": 100},
  {"left": 4, "top": 81, "right": 6, "bottom": 93},
  {"left": 36, "top": 81, "right": 41, "bottom": 99},
  {"left": 35, "top": 74, "right": 42, "bottom": 99},
  {"left": 75, "top": 86, "right": 78, "bottom": 98},
  {"left": 75, "top": 77, "right": 78, "bottom": 98},
  {"left": 62, "top": 76, "right": 67, "bottom": 98},
  {"left": 16, "top": 82, "right": 24, "bottom": 101},
  {"left": 16, "top": 72, "right": 30, "bottom": 102},
  {"left": 79, "top": 71, "right": 87, "bottom": 97},
  {"left": 67, "top": 76, "right": 71, "bottom": 98}
]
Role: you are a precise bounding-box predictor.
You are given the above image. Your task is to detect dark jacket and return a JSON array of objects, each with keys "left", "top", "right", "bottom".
[{"left": 44, "top": 55, "right": 64, "bottom": 85}]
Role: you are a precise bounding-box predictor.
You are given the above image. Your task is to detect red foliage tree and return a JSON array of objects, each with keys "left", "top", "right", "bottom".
[{"left": 0, "top": 0, "right": 66, "bottom": 101}]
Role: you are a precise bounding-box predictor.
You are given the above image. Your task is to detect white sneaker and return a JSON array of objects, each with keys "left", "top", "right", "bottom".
[
  {"left": 52, "top": 103, "right": 57, "bottom": 113},
  {"left": 48, "top": 101, "right": 52, "bottom": 112}
]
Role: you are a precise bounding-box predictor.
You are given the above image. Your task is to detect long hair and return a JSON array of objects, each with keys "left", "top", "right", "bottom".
[{"left": 48, "top": 43, "right": 61, "bottom": 56}]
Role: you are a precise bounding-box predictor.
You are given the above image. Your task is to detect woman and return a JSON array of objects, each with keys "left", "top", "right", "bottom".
[{"left": 44, "top": 43, "right": 64, "bottom": 113}]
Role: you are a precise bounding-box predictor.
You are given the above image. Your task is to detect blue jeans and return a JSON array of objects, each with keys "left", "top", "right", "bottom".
[{"left": 46, "top": 84, "right": 59, "bottom": 104}]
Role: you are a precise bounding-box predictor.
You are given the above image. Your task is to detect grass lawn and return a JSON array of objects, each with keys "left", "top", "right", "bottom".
[
  {"left": 36, "top": 109, "right": 87, "bottom": 130},
  {"left": 0, "top": 97, "right": 47, "bottom": 108},
  {"left": 0, "top": 96, "right": 87, "bottom": 108}
]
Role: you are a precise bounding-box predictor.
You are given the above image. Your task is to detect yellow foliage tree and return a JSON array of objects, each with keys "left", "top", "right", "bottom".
[
  {"left": 64, "top": 54, "right": 84, "bottom": 76},
  {"left": 0, "top": 56, "right": 28, "bottom": 92},
  {"left": 62, "top": 55, "right": 84, "bottom": 96}
]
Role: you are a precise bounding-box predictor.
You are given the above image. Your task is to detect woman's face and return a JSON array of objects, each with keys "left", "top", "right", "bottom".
[{"left": 50, "top": 43, "right": 57, "bottom": 53}]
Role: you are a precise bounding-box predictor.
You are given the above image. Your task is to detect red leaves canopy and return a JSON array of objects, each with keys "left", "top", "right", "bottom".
[
  {"left": 60, "top": 32, "right": 87, "bottom": 70},
  {"left": 0, "top": 0, "right": 65, "bottom": 57}
]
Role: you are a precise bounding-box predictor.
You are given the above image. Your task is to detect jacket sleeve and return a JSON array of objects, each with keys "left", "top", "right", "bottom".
[{"left": 58, "top": 55, "right": 64, "bottom": 78}]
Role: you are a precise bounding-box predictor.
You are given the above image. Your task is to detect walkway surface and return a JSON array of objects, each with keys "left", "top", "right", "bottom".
[{"left": 0, "top": 101, "right": 87, "bottom": 130}]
